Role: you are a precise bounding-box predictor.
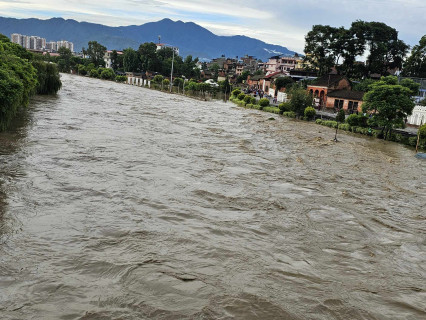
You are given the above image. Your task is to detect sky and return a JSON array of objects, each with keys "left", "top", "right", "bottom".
[{"left": 0, "top": 0, "right": 425, "bottom": 53}]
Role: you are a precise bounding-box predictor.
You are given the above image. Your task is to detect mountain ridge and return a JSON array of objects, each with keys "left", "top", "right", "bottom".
[{"left": 0, "top": 16, "right": 296, "bottom": 61}]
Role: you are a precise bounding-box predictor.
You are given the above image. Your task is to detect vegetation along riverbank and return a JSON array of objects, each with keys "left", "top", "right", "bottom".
[
  {"left": 229, "top": 87, "right": 426, "bottom": 151},
  {"left": 0, "top": 34, "right": 61, "bottom": 131}
]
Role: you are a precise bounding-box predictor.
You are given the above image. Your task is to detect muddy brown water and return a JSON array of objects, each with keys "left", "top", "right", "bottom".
[{"left": 0, "top": 74, "right": 425, "bottom": 320}]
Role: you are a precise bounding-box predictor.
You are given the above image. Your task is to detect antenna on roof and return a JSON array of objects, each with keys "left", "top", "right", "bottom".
[{"left": 158, "top": 35, "right": 161, "bottom": 44}]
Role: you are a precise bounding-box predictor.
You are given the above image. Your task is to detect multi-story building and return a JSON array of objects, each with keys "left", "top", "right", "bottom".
[
  {"left": 10, "top": 33, "right": 74, "bottom": 52},
  {"left": 104, "top": 50, "right": 124, "bottom": 69},
  {"left": 265, "top": 54, "right": 302, "bottom": 75}
]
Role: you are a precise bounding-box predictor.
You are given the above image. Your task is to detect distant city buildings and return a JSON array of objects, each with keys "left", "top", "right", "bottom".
[{"left": 10, "top": 33, "right": 74, "bottom": 52}]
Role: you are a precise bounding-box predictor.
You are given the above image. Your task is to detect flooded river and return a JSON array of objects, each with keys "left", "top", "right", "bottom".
[{"left": 1, "top": 74, "right": 425, "bottom": 319}]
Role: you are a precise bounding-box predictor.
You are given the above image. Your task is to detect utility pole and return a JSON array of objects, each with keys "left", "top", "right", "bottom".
[{"left": 170, "top": 48, "right": 174, "bottom": 93}]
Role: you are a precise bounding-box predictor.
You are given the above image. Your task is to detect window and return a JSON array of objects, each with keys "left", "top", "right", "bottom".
[{"left": 334, "top": 99, "right": 344, "bottom": 109}]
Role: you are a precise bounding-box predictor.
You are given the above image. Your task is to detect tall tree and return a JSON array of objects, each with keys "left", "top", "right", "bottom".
[
  {"left": 304, "top": 21, "right": 408, "bottom": 78},
  {"left": 303, "top": 25, "right": 341, "bottom": 76},
  {"left": 402, "top": 35, "right": 426, "bottom": 78},
  {"left": 362, "top": 76, "right": 419, "bottom": 139},
  {"left": 85, "top": 41, "right": 106, "bottom": 67},
  {"left": 138, "top": 42, "right": 160, "bottom": 72},
  {"left": 57, "top": 47, "right": 72, "bottom": 73},
  {"left": 123, "top": 48, "right": 140, "bottom": 72},
  {"left": 273, "top": 76, "right": 294, "bottom": 94},
  {"left": 110, "top": 50, "right": 123, "bottom": 71}
]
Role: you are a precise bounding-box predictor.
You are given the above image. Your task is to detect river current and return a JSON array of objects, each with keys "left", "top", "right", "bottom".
[{"left": 0, "top": 74, "right": 425, "bottom": 319}]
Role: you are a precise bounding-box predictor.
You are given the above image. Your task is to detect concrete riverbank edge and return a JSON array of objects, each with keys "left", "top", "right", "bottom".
[{"left": 228, "top": 97, "right": 426, "bottom": 152}]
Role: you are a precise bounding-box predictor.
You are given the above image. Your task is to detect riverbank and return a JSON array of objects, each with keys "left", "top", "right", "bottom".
[{"left": 229, "top": 95, "right": 425, "bottom": 151}]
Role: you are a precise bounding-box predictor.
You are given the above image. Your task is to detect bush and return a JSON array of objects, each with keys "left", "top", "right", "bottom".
[
  {"left": 357, "top": 115, "right": 369, "bottom": 127},
  {"left": 283, "top": 111, "right": 296, "bottom": 118},
  {"left": 89, "top": 69, "right": 99, "bottom": 78},
  {"left": 323, "top": 120, "right": 338, "bottom": 128},
  {"left": 259, "top": 98, "right": 270, "bottom": 108},
  {"left": 338, "top": 123, "right": 351, "bottom": 131},
  {"left": 100, "top": 68, "right": 115, "bottom": 80},
  {"left": 316, "top": 119, "right": 323, "bottom": 124},
  {"left": 232, "top": 88, "right": 241, "bottom": 96},
  {"left": 346, "top": 114, "right": 359, "bottom": 126},
  {"left": 244, "top": 95, "right": 252, "bottom": 104},
  {"left": 278, "top": 102, "right": 291, "bottom": 114},
  {"left": 153, "top": 75, "right": 164, "bottom": 83},
  {"left": 346, "top": 114, "right": 369, "bottom": 127},
  {"left": 115, "top": 75, "right": 127, "bottom": 82},
  {"left": 304, "top": 107, "right": 316, "bottom": 120},
  {"left": 250, "top": 97, "right": 257, "bottom": 105},
  {"left": 419, "top": 123, "right": 426, "bottom": 139},
  {"left": 237, "top": 93, "right": 246, "bottom": 100},
  {"left": 163, "top": 79, "right": 170, "bottom": 86},
  {"left": 408, "top": 137, "right": 418, "bottom": 146},
  {"left": 263, "top": 106, "right": 281, "bottom": 114},
  {"left": 246, "top": 104, "right": 253, "bottom": 108}
]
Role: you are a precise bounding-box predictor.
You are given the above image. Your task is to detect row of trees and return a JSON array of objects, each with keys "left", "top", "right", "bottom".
[
  {"left": 304, "top": 21, "right": 425, "bottom": 79},
  {"left": 116, "top": 42, "right": 200, "bottom": 79},
  {"left": 0, "top": 34, "right": 61, "bottom": 131}
]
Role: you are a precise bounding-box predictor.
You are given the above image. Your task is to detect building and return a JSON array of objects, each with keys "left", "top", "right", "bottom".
[
  {"left": 325, "top": 90, "right": 364, "bottom": 114},
  {"left": 104, "top": 50, "right": 123, "bottom": 69},
  {"left": 407, "top": 106, "right": 426, "bottom": 126},
  {"left": 265, "top": 54, "right": 302, "bottom": 74},
  {"left": 156, "top": 43, "right": 179, "bottom": 56},
  {"left": 10, "top": 33, "right": 74, "bottom": 52},
  {"left": 307, "top": 75, "right": 352, "bottom": 109}
]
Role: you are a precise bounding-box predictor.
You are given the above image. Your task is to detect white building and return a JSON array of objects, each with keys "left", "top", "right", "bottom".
[
  {"left": 407, "top": 106, "right": 426, "bottom": 126},
  {"left": 104, "top": 50, "right": 123, "bottom": 69},
  {"left": 156, "top": 43, "right": 179, "bottom": 56}
]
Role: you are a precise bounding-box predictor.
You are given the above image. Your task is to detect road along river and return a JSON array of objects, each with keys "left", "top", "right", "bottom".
[{"left": 0, "top": 73, "right": 425, "bottom": 319}]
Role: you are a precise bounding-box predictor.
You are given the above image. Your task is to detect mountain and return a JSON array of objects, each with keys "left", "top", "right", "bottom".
[{"left": 0, "top": 17, "right": 296, "bottom": 61}]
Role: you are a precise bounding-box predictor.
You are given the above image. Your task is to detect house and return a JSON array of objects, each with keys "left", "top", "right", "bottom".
[
  {"left": 201, "top": 70, "right": 213, "bottom": 80},
  {"left": 247, "top": 74, "right": 263, "bottom": 88},
  {"left": 104, "top": 50, "right": 123, "bottom": 69},
  {"left": 307, "top": 75, "right": 351, "bottom": 109},
  {"left": 265, "top": 54, "right": 302, "bottom": 74},
  {"left": 326, "top": 90, "right": 365, "bottom": 114}
]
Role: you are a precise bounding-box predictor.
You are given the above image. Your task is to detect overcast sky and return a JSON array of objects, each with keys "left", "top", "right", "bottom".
[{"left": 0, "top": 0, "right": 425, "bottom": 52}]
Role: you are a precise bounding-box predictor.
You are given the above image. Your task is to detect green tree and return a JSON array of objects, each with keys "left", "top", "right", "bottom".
[
  {"left": 100, "top": 68, "right": 116, "bottom": 80},
  {"left": 85, "top": 41, "right": 106, "bottom": 67},
  {"left": 123, "top": 48, "right": 140, "bottom": 72},
  {"left": 274, "top": 76, "right": 294, "bottom": 94},
  {"left": 31, "top": 60, "right": 62, "bottom": 94},
  {"left": 0, "top": 35, "right": 38, "bottom": 130},
  {"left": 237, "top": 70, "right": 250, "bottom": 83},
  {"left": 209, "top": 63, "right": 220, "bottom": 81},
  {"left": 304, "top": 25, "right": 341, "bottom": 75},
  {"left": 402, "top": 35, "right": 426, "bottom": 78},
  {"left": 57, "top": 47, "right": 72, "bottom": 73},
  {"left": 138, "top": 42, "right": 160, "bottom": 72},
  {"left": 111, "top": 50, "right": 123, "bottom": 71},
  {"left": 289, "top": 87, "right": 313, "bottom": 117},
  {"left": 304, "top": 21, "right": 408, "bottom": 78},
  {"left": 362, "top": 76, "right": 419, "bottom": 140}
]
